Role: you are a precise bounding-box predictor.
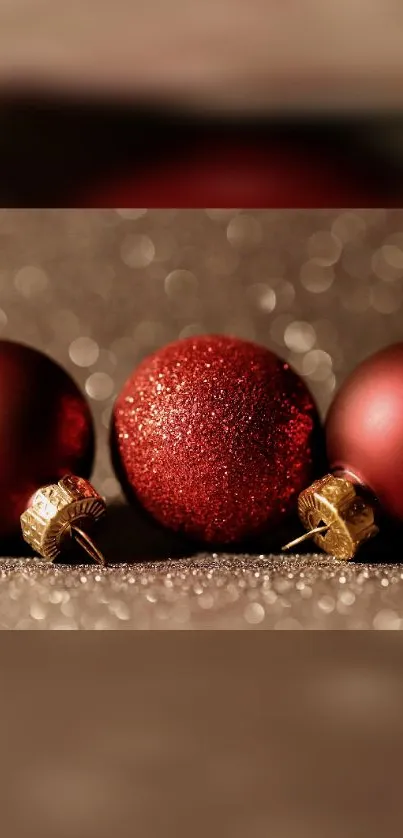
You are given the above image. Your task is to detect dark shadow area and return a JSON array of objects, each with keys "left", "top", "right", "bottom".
[
  {"left": 68, "top": 501, "right": 403, "bottom": 565},
  {"left": 353, "top": 519, "right": 403, "bottom": 564},
  {"left": 96, "top": 501, "right": 201, "bottom": 563},
  {"left": 92, "top": 501, "right": 315, "bottom": 564},
  {"left": 0, "top": 92, "right": 402, "bottom": 205},
  {"left": 0, "top": 534, "right": 33, "bottom": 559}
]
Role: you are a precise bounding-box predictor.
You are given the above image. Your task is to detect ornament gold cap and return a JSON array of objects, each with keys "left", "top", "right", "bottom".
[
  {"left": 283, "top": 474, "right": 379, "bottom": 560},
  {"left": 20, "top": 475, "right": 107, "bottom": 564}
]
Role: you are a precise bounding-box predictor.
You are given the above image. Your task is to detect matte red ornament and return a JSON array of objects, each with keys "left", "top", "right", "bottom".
[
  {"left": 112, "top": 335, "right": 322, "bottom": 544},
  {"left": 0, "top": 340, "right": 95, "bottom": 541},
  {"left": 285, "top": 342, "right": 403, "bottom": 560},
  {"left": 326, "top": 343, "right": 403, "bottom": 520}
]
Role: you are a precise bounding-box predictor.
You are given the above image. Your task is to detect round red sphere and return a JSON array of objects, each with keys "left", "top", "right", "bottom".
[
  {"left": 0, "top": 341, "right": 95, "bottom": 540},
  {"left": 112, "top": 335, "right": 322, "bottom": 543},
  {"left": 327, "top": 343, "right": 403, "bottom": 520}
]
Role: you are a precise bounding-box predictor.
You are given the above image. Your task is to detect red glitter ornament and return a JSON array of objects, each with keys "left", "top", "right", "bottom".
[
  {"left": 0, "top": 341, "right": 95, "bottom": 541},
  {"left": 286, "top": 343, "right": 403, "bottom": 559},
  {"left": 112, "top": 335, "right": 322, "bottom": 544}
]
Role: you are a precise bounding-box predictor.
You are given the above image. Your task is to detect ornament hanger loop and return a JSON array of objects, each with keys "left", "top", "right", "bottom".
[
  {"left": 71, "top": 526, "right": 106, "bottom": 565},
  {"left": 282, "top": 523, "right": 331, "bottom": 551}
]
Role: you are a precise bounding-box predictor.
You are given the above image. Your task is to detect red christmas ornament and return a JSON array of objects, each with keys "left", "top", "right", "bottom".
[
  {"left": 286, "top": 343, "right": 403, "bottom": 559},
  {"left": 0, "top": 341, "right": 100, "bottom": 552},
  {"left": 76, "top": 140, "right": 389, "bottom": 208},
  {"left": 326, "top": 343, "right": 403, "bottom": 519},
  {"left": 112, "top": 335, "right": 322, "bottom": 544}
]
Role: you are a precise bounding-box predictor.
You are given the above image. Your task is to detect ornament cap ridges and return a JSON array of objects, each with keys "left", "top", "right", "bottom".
[
  {"left": 20, "top": 475, "right": 107, "bottom": 563},
  {"left": 296, "top": 474, "right": 379, "bottom": 560}
]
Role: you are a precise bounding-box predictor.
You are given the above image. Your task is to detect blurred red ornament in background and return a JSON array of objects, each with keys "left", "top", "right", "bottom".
[
  {"left": 112, "top": 335, "right": 323, "bottom": 544},
  {"left": 77, "top": 140, "right": 394, "bottom": 208},
  {"left": 0, "top": 341, "right": 94, "bottom": 540}
]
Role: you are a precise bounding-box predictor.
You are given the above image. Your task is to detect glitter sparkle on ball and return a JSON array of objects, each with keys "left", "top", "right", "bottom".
[{"left": 112, "top": 335, "right": 322, "bottom": 544}]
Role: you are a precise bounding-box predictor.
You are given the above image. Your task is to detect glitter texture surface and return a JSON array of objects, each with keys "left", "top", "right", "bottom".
[
  {"left": 112, "top": 336, "right": 321, "bottom": 543},
  {"left": 2, "top": 554, "right": 403, "bottom": 629}
]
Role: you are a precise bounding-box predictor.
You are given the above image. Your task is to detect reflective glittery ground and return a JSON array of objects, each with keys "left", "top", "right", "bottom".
[{"left": 1, "top": 554, "right": 403, "bottom": 629}]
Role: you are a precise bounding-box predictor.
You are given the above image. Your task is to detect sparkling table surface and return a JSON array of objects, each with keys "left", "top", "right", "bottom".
[{"left": 1, "top": 552, "right": 403, "bottom": 629}]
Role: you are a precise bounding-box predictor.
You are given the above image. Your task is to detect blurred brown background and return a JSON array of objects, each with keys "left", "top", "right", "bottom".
[
  {"left": 1, "top": 0, "right": 403, "bottom": 108},
  {"left": 2, "top": 0, "right": 403, "bottom": 205},
  {"left": 0, "top": 633, "right": 402, "bottom": 836}
]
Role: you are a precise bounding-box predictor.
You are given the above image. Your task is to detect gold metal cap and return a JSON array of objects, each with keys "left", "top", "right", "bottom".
[
  {"left": 20, "top": 475, "right": 107, "bottom": 564},
  {"left": 284, "top": 474, "right": 379, "bottom": 560}
]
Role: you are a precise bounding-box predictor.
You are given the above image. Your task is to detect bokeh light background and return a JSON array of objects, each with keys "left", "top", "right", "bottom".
[{"left": 0, "top": 208, "right": 402, "bottom": 499}]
